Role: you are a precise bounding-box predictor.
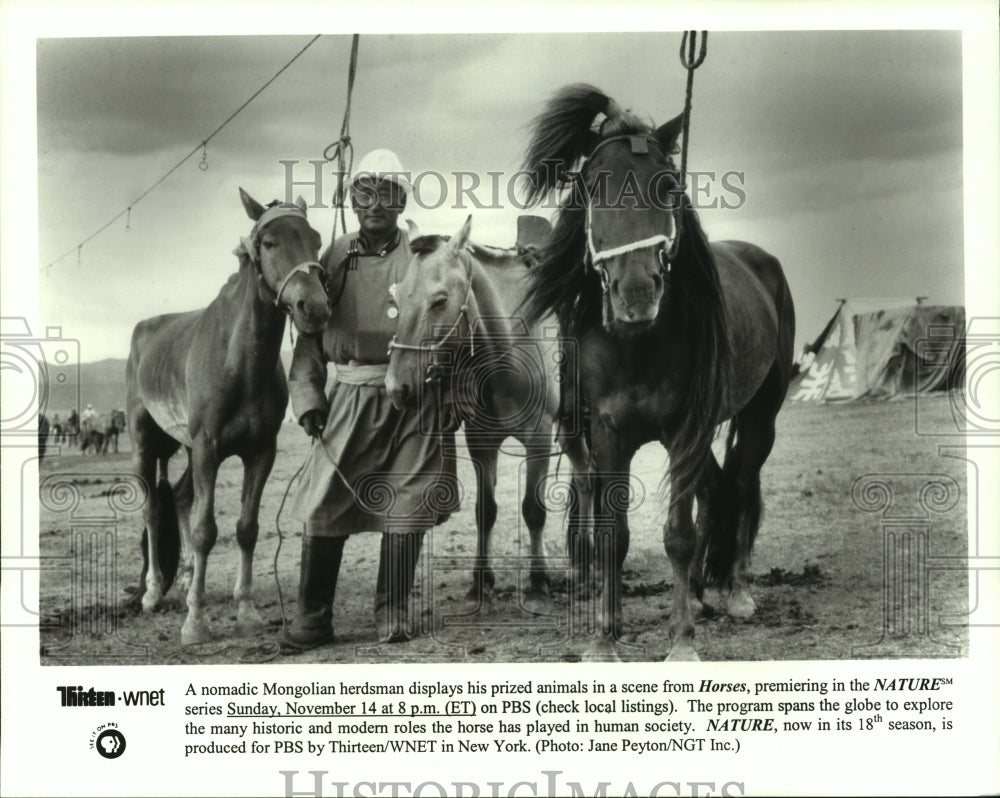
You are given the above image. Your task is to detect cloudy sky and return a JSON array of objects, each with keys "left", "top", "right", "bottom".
[{"left": 7, "top": 12, "right": 994, "bottom": 363}]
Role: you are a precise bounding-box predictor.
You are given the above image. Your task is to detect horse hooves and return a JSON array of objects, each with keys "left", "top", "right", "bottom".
[
  {"left": 727, "top": 591, "right": 756, "bottom": 620},
  {"left": 181, "top": 618, "right": 212, "bottom": 646}
]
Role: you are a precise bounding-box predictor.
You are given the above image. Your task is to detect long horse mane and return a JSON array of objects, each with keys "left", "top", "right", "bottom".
[{"left": 519, "top": 83, "right": 733, "bottom": 501}]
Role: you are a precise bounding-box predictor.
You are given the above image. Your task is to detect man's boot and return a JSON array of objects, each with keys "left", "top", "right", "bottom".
[
  {"left": 374, "top": 531, "right": 424, "bottom": 643},
  {"left": 281, "top": 536, "right": 345, "bottom": 652}
]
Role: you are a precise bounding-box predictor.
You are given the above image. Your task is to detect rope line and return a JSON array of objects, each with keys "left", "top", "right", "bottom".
[
  {"left": 43, "top": 34, "right": 323, "bottom": 273},
  {"left": 677, "top": 30, "right": 708, "bottom": 194},
  {"left": 322, "top": 33, "right": 361, "bottom": 244}
]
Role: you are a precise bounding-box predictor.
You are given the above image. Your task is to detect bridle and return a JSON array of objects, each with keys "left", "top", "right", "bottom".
[
  {"left": 386, "top": 246, "right": 479, "bottom": 385},
  {"left": 581, "top": 134, "right": 684, "bottom": 295},
  {"left": 242, "top": 204, "right": 324, "bottom": 311}
]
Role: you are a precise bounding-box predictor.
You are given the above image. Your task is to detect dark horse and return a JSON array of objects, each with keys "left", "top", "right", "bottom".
[
  {"left": 385, "top": 216, "right": 592, "bottom": 605},
  {"left": 127, "top": 189, "right": 330, "bottom": 644},
  {"left": 520, "top": 85, "right": 795, "bottom": 660}
]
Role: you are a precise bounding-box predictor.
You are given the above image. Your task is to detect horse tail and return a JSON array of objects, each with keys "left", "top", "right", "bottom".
[
  {"left": 135, "top": 474, "right": 183, "bottom": 608},
  {"left": 702, "top": 422, "right": 740, "bottom": 587}
]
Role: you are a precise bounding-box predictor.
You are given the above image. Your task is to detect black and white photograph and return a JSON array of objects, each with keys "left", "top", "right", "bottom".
[{"left": 2, "top": 2, "right": 998, "bottom": 797}]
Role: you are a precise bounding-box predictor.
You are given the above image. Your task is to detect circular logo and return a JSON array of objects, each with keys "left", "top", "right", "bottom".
[{"left": 95, "top": 729, "right": 127, "bottom": 759}]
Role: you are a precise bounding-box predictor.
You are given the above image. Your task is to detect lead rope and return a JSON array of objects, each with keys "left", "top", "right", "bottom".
[{"left": 324, "top": 34, "right": 360, "bottom": 244}]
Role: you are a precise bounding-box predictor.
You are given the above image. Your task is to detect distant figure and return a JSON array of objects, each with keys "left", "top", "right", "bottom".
[
  {"left": 80, "top": 403, "right": 98, "bottom": 450},
  {"left": 38, "top": 413, "right": 50, "bottom": 460},
  {"left": 50, "top": 414, "right": 63, "bottom": 444}
]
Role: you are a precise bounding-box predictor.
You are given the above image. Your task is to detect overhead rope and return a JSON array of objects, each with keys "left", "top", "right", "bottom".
[
  {"left": 322, "top": 34, "right": 360, "bottom": 245},
  {"left": 677, "top": 30, "right": 708, "bottom": 195},
  {"left": 42, "top": 34, "right": 323, "bottom": 274}
]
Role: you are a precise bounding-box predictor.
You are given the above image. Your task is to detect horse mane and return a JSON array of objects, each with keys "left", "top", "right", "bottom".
[
  {"left": 410, "top": 234, "right": 449, "bottom": 255},
  {"left": 519, "top": 83, "right": 733, "bottom": 501}
]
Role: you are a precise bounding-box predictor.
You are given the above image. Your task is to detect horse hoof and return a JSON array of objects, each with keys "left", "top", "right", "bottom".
[
  {"left": 141, "top": 591, "right": 162, "bottom": 613},
  {"left": 465, "top": 584, "right": 494, "bottom": 612},
  {"left": 236, "top": 605, "right": 264, "bottom": 636},
  {"left": 521, "top": 590, "right": 551, "bottom": 616},
  {"left": 181, "top": 618, "right": 212, "bottom": 646},
  {"left": 727, "top": 591, "right": 756, "bottom": 619},
  {"left": 583, "top": 641, "right": 621, "bottom": 663},
  {"left": 665, "top": 643, "right": 700, "bottom": 662}
]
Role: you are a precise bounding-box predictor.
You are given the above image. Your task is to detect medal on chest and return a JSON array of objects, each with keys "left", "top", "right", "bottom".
[{"left": 387, "top": 283, "right": 399, "bottom": 319}]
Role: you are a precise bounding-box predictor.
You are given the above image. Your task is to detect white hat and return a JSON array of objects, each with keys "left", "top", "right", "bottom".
[{"left": 352, "top": 149, "right": 412, "bottom": 194}]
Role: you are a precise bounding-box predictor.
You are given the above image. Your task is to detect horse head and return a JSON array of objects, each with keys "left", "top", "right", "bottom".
[
  {"left": 385, "top": 216, "right": 477, "bottom": 410},
  {"left": 239, "top": 188, "right": 331, "bottom": 335},
  {"left": 582, "top": 115, "right": 684, "bottom": 332},
  {"left": 520, "top": 85, "right": 703, "bottom": 337}
]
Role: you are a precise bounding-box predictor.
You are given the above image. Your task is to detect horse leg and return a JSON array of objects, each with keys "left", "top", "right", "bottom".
[
  {"left": 726, "top": 428, "right": 773, "bottom": 620},
  {"left": 175, "top": 451, "right": 195, "bottom": 594},
  {"left": 181, "top": 445, "right": 220, "bottom": 645},
  {"left": 232, "top": 445, "right": 275, "bottom": 635},
  {"left": 664, "top": 490, "right": 699, "bottom": 661},
  {"left": 691, "top": 455, "right": 725, "bottom": 615},
  {"left": 562, "top": 432, "right": 594, "bottom": 597},
  {"left": 585, "top": 423, "right": 632, "bottom": 662},
  {"left": 466, "top": 442, "right": 498, "bottom": 607},
  {"left": 724, "top": 372, "right": 782, "bottom": 618},
  {"left": 131, "top": 407, "right": 177, "bottom": 612},
  {"left": 521, "top": 448, "right": 551, "bottom": 603},
  {"left": 136, "top": 450, "right": 162, "bottom": 611}
]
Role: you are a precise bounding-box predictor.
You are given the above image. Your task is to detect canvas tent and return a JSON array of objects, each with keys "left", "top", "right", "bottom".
[{"left": 788, "top": 299, "right": 966, "bottom": 402}]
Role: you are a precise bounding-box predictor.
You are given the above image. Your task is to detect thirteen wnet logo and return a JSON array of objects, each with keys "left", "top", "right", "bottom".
[{"left": 90, "top": 724, "right": 126, "bottom": 759}]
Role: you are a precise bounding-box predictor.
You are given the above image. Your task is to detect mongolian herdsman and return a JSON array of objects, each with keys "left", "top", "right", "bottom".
[{"left": 283, "top": 149, "right": 457, "bottom": 651}]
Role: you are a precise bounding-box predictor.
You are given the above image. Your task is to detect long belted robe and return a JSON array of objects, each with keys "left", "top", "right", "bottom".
[{"left": 289, "top": 228, "right": 457, "bottom": 537}]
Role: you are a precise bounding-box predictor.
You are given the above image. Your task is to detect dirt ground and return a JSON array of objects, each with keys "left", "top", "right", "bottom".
[{"left": 37, "top": 394, "right": 969, "bottom": 665}]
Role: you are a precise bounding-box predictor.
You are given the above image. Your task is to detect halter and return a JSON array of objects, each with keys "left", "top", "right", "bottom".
[
  {"left": 242, "top": 204, "right": 324, "bottom": 310},
  {"left": 581, "top": 134, "right": 683, "bottom": 294},
  {"left": 386, "top": 247, "right": 480, "bottom": 384}
]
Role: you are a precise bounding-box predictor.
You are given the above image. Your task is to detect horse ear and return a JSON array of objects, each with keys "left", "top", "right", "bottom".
[
  {"left": 405, "top": 219, "right": 421, "bottom": 240},
  {"left": 448, "top": 215, "right": 473, "bottom": 252},
  {"left": 239, "top": 188, "right": 266, "bottom": 221},
  {"left": 655, "top": 113, "right": 684, "bottom": 154},
  {"left": 294, "top": 195, "right": 308, "bottom": 215}
]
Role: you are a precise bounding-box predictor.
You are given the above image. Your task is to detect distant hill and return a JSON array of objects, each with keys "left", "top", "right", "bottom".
[
  {"left": 42, "top": 351, "right": 298, "bottom": 420},
  {"left": 44, "top": 358, "right": 128, "bottom": 419}
]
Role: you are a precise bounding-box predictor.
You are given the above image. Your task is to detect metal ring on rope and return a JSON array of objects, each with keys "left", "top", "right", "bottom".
[{"left": 323, "top": 34, "right": 361, "bottom": 244}]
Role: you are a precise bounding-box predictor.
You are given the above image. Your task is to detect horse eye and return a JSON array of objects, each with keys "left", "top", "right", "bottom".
[
  {"left": 261, "top": 239, "right": 276, "bottom": 250},
  {"left": 430, "top": 296, "right": 448, "bottom": 312}
]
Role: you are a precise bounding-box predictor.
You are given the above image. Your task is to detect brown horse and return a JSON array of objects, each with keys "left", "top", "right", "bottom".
[
  {"left": 385, "top": 216, "right": 593, "bottom": 606},
  {"left": 520, "top": 84, "right": 796, "bottom": 661},
  {"left": 127, "top": 189, "right": 330, "bottom": 644}
]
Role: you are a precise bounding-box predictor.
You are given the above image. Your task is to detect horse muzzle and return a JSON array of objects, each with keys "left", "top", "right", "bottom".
[
  {"left": 609, "top": 271, "right": 663, "bottom": 326},
  {"left": 385, "top": 366, "right": 416, "bottom": 411}
]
